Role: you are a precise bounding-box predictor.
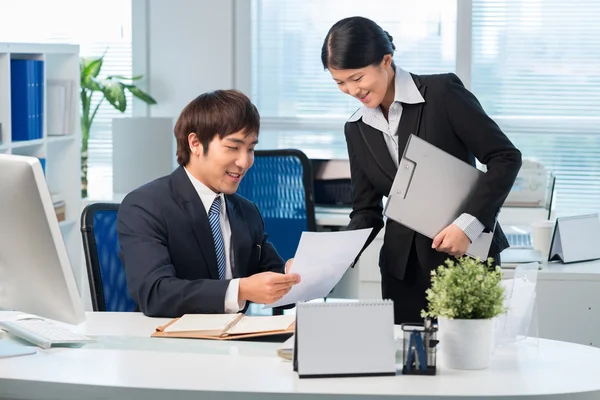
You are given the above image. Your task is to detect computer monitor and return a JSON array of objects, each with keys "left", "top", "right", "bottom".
[
  {"left": 500, "top": 176, "right": 556, "bottom": 231},
  {"left": 0, "top": 154, "right": 85, "bottom": 324}
]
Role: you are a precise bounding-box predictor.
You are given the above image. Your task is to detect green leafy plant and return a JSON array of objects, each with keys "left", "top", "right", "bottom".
[
  {"left": 421, "top": 256, "right": 506, "bottom": 320},
  {"left": 80, "top": 54, "right": 157, "bottom": 198}
]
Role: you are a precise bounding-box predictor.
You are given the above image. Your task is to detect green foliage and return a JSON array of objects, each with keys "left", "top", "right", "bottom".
[
  {"left": 79, "top": 53, "right": 157, "bottom": 198},
  {"left": 421, "top": 256, "right": 507, "bottom": 320}
]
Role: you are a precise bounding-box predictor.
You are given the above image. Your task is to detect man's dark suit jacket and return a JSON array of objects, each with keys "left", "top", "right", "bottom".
[
  {"left": 117, "top": 166, "right": 285, "bottom": 318},
  {"left": 345, "top": 72, "right": 522, "bottom": 281}
]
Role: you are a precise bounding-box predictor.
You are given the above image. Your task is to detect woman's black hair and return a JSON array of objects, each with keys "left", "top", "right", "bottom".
[{"left": 321, "top": 16, "right": 396, "bottom": 70}]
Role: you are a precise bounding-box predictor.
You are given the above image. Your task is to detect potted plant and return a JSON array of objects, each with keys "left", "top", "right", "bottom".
[
  {"left": 421, "top": 256, "right": 506, "bottom": 370},
  {"left": 80, "top": 55, "right": 157, "bottom": 198}
]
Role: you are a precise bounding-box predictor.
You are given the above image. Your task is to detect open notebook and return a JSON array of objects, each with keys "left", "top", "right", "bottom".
[{"left": 153, "top": 313, "right": 296, "bottom": 340}]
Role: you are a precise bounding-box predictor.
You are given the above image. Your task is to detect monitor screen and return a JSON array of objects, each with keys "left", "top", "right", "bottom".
[{"left": 0, "top": 154, "right": 85, "bottom": 324}]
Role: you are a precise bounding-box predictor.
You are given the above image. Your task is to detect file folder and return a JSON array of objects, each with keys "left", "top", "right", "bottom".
[
  {"left": 384, "top": 134, "right": 493, "bottom": 260},
  {"left": 152, "top": 313, "right": 295, "bottom": 341}
]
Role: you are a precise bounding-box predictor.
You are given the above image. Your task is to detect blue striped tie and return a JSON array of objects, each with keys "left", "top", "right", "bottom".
[{"left": 208, "top": 197, "right": 226, "bottom": 280}]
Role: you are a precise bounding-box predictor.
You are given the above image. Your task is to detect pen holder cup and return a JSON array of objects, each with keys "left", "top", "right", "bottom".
[{"left": 401, "top": 321, "right": 438, "bottom": 376}]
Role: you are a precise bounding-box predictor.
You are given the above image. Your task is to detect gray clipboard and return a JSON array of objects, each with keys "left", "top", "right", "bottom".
[{"left": 383, "top": 134, "right": 494, "bottom": 260}]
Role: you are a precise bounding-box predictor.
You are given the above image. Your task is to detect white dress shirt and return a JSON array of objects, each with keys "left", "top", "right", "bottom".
[
  {"left": 184, "top": 167, "right": 245, "bottom": 313},
  {"left": 356, "top": 67, "right": 485, "bottom": 242}
]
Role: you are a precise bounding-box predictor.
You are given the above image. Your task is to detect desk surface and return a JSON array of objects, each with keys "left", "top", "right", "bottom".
[
  {"left": 501, "top": 258, "right": 600, "bottom": 281},
  {"left": 1, "top": 312, "right": 600, "bottom": 400}
]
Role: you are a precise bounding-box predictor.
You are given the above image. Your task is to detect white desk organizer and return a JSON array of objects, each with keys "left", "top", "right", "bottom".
[
  {"left": 496, "top": 262, "right": 539, "bottom": 347},
  {"left": 293, "top": 300, "right": 396, "bottom": 378}
]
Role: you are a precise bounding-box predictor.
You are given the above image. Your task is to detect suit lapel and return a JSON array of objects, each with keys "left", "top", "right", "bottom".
[
  {"left": 358, "top": 122, "right": 397, "bottom": 183},
  {"left": 358, "top": 75, "right": 427, "bottom": 184},
  {"left": 396, "top": 74, "right": 427, "bottom": 161},
  {"left": 225, "top": 196, "right": 251, "bottom": 279},
  {"left": 170, "top": 167, "right": 220, "bottom": 279},
  {"left": 396, "top": 103, "right": 422, "bottom": 161}
]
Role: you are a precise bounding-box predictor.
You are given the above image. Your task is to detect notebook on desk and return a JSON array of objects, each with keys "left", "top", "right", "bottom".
[
  {"left": 152, "top": 313, "right": 295, "bottom": 340},
  {"left": 293, "top": 299, "right": 396, "bottom": 378}
]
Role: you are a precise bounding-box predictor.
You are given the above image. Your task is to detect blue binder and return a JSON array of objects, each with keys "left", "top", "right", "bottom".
[
  {"left": 35, "top": 60, "right": 44, "bottom": 139},
  {"left": 10, "top": 59, "right": 43, "bottom": 141},
  {"left": 10, "top": 59, "right": 29, "bottom": 141}
]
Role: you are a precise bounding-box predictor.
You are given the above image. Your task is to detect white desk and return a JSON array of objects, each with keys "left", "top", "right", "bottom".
[
  {"left": 502, "top": 260, "right": 600, "bottom": 347},
  {"left": 1, "top": 312, "right": 600, "bottom": 400},
  {"left": 315, "top": 208, "right": 600, "bottom": 348}
]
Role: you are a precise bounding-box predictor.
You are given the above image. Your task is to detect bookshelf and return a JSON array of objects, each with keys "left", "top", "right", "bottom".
[{"left": 0, "top": 43, "right": 84, "bottom": 300}]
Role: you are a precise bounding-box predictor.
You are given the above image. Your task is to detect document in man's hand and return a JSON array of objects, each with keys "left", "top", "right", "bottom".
[
  {"left": 265, "top": 228, "right": 373, "bottom": 308},
  {"left": 152, "top": 313, "right": 295, "bottom": 340}
]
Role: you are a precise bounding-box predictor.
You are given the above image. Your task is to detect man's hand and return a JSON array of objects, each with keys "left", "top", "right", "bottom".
[
  {"left": 238, "top": 271, "right": 301, "bottom": 304},
  {"left": 285, "top": 258, "right": 294, "bottom": 274},
  {"left": 432, "top": 224, "right": 470, "bottom": 257}
]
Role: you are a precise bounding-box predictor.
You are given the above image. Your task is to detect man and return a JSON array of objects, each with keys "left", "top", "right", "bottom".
[{"left": 117, "top": 90, "right": 301, "bottom": 318}]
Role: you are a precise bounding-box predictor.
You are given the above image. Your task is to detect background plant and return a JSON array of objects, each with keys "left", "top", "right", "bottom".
[
  {"left": 421, "top": 256, "right": 506, "bottom": 320},
  {"left": 80, "top": 55, "right": 157, "bottom": 198}
]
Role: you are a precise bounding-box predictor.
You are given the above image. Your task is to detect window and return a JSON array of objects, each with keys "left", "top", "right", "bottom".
[
  {"left": 251, "top": 0, "right": 600, "bottom": 216},
  {"left": 252, "top": 0, "right": 456, "bottom": 121},
  {"left": 0, "top": 0, "right": 132, "bottom": 199},
  {"left": 472, "top": 0, "right": 600, "bottom": 216}
]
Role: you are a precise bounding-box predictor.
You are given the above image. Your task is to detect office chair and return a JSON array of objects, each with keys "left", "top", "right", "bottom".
[
  {"left": 80, "top": 202, "right": 137, "bottom": 312},
  {"left": 236, "top": 149, "right": 316, "bottom": 315},
  {"left": 237, "top": 149, "right": 316, "bottom": 261}
]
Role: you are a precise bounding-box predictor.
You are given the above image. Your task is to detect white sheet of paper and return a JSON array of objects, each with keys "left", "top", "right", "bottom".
[
  {"left": 265, "top": 228, "right": 373, "bottom": 308},
  {"left": 163, "top": 314, "right": 236, "bottom": 333},
  {"left": 164, "top": 314, "right": 295, "bottom": 334}
]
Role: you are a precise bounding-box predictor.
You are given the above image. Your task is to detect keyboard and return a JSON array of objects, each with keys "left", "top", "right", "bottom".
[
  {"left": 506, "top": 233, "right": 533, "bottom": 248},
  {"left": 0, "top": 319, "right": 93, "bottom": 349}
]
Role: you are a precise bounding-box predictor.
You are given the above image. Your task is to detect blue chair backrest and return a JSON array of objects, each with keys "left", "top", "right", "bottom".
[
  {"left": 236, "top": 150, "right": 316, "bottom": 260},
  {"left": 81, "top": 203, "right": 136, "bottom": 312}
]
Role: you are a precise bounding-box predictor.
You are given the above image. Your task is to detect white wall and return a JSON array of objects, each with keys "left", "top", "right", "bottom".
[{"left": 132, "top": 0, "right": 237, "bottom": 119}]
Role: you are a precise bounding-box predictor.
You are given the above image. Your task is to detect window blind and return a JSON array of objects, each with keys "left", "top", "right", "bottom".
[
  {"left": 0, "top": 0, "right": 132, "bottom": 199},
  {"left": 252, "top": 0, "right": 457, "bottom": 122},
  {"left": 82, "top": 41, "right": 132, "bottom": 200},
  {"left": 252, "top": 0, "right": 600, "bottom": 216},
  {"left": 472, "top": 0, "right": 600, "bottom": 216}
]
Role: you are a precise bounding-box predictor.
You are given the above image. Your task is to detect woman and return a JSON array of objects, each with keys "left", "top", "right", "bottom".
[{"left": 321, "top": 16, "right": 522, "bottom": 324}]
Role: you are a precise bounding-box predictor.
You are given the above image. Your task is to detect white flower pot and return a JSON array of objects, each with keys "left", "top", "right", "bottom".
[{"left": 437, "top": 317, "right": 493, "bottom": 370}]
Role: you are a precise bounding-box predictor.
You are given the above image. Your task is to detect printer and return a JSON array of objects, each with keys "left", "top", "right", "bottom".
[{"left": 311, "top": 159, "right": 353, "bottom": 207}]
